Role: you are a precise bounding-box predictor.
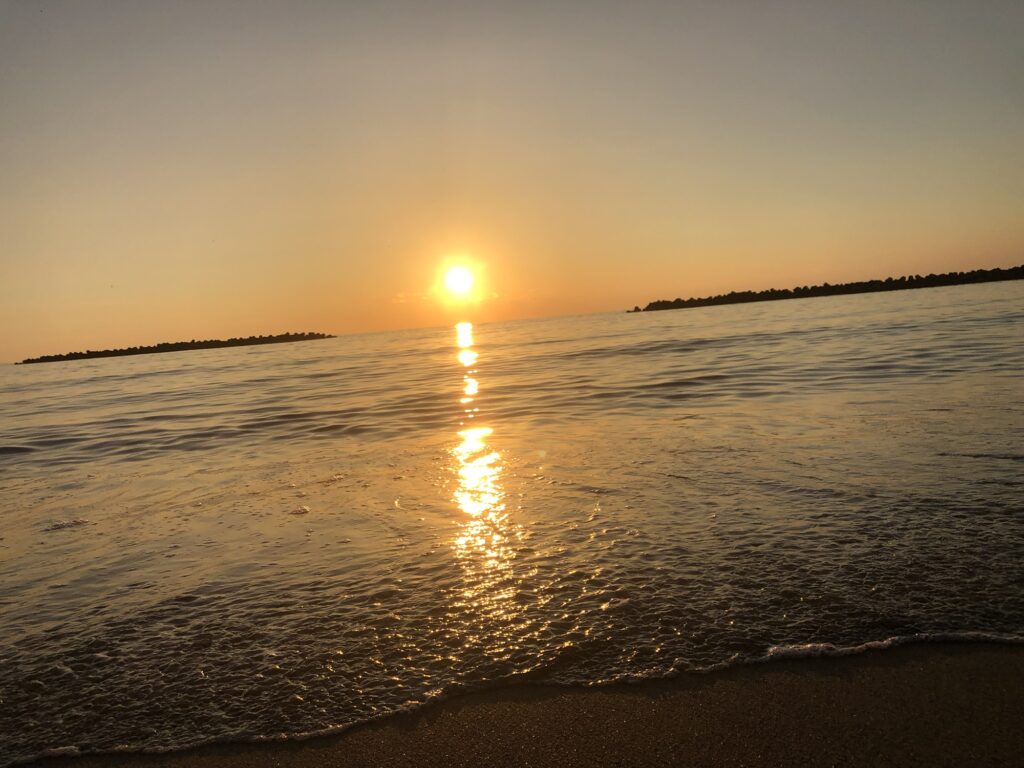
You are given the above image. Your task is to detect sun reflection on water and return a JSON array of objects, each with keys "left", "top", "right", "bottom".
[
  {"left": 452, "top": 427, "right": 501, "bottom": 517},
  {"left": 449, "top": 322, "right": 525, "bottom": 641}
]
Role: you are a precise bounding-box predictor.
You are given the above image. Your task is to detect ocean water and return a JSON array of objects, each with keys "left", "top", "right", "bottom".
[{"left": 1, "top": 282, "right": 1022, "bottom": 765}]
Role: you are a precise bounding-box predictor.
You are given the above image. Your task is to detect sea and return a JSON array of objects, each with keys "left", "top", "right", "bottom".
[{"left": 1, "top": 281, "right": 1022, "bottom": 765}]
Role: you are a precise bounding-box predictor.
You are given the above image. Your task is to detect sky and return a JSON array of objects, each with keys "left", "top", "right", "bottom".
[{"left": 1, "top": 0, "right": 1022, "bottom": 362}]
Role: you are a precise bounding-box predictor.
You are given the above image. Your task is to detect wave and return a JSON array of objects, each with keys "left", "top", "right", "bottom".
[
  {"left": 9, "top": 632, "right": 1022, "bottom": 767},
  {"left": 3, "top": 283, "right": 1022, "bottom": 767},
  {"left": 3, "top": 289, "right": 1022, "bottom": 469}
]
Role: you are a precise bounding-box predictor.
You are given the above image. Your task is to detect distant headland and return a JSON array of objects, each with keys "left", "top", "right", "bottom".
[
  {"left": 17, "top": 332, "right": 335, "bottom": 365},
  {"left": 630, "top": 264, "right": 1024, "bottom": 313}
]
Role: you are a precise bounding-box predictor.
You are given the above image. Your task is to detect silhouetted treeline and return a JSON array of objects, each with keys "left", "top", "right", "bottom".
[
  {"left": 18, "top": 332, "right": 336, "bottom": 364},
  {"left": 630, "top": 264, "right": 1024, "bottom": 313}
]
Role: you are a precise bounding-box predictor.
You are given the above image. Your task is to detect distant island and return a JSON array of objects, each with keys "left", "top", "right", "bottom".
[
  {"left": 17, "top": 332, "right": 336, "bottom": 364},
  {"left": 630, "top": 264, "right": 1024, "bottom": 313}
]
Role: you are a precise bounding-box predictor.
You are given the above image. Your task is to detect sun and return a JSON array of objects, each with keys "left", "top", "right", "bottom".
[{"left": 444, "top": 265, "right": 475, "bottom": 297}]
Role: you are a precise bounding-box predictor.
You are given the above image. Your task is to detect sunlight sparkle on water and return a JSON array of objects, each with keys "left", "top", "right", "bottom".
[
  {"left": 449, "top": 319, "right": 525, "bottom": 646},
  {"left": 450, "top": 324, "right": 505, "bottom": 520},
  {"left": 456, "top": 322, "right": 474, "bottom": 348}
]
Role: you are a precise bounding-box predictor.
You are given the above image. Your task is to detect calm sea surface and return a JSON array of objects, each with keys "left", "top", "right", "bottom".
[{"left": 1, "top": 283, "right": 1022, "bottom": 765}]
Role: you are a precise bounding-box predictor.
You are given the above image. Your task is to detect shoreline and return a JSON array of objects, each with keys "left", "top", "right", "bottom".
[
  {"left": 15, "top": 333, "right": 336, "bottom": 366},
  {"left": 33, "top": 640, "right": 1024, "bottom": 768},
  {"left": 631, "top": 263, "right": 1024, "bottom": 313}
]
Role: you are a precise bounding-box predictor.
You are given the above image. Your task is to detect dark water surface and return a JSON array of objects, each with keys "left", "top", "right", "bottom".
[{"left": 1, "top": 283, "right": 1022, "bottom": 765}]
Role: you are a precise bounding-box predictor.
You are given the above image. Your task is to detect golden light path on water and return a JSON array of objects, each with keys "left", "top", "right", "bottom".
[
  {"left": 449, "top": 321, "right": 529, "bottom": 652},
  {"left": 452, "top": 322, "right": 500, "bottom": 520}
]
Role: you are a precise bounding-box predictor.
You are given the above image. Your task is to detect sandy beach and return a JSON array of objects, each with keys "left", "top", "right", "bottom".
[{"left": 36, "top": 642, "right": 1022, "bottom": 768}]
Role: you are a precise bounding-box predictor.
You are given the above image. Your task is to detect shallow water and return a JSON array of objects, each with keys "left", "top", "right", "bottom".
[{"left": 1, "top": 282, "right": 1022, "bottom": 765}]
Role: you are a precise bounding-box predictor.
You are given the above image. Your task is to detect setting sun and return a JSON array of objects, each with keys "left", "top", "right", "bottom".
[{"left": 444, "top": 266, "right": 475, "bottom": 297}]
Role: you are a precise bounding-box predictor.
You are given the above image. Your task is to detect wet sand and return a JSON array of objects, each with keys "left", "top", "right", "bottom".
[{"left": 40, "top": 642, "right": 1023, "bottom": 768}]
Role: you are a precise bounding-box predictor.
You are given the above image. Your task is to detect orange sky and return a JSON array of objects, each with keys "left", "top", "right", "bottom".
[{"left": 1, "top": 2, "right": 1022, "bottom": 362}]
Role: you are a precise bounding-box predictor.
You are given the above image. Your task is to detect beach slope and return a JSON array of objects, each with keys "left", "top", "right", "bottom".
[{"left": 40, "top": 642, "right": 1023, "bottom": 768}]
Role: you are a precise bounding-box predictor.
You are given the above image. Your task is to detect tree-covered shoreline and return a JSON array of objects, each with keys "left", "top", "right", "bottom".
[
  {"left": 630, "top": 264, "right": 1024, "bottom": 313},
  {"left": 18, "top": 332, "right": 335, "bottom": 364}
]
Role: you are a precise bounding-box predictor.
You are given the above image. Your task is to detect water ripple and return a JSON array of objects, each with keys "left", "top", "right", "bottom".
[{"left": 0, "top": 282, "right": 1022, "bottom": 766}]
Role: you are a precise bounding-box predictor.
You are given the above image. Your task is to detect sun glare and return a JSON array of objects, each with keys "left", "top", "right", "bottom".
[{"left": 444, "top": 266, "right": 475, "bottom": 297}]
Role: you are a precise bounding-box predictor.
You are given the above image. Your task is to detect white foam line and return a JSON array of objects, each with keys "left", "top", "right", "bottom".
[{"left": 8, "top": 631, "right": 1024, "bottom": 768}]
